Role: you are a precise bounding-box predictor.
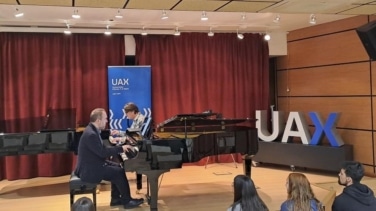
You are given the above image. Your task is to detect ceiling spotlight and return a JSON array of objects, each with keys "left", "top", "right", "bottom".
[
  {"left": 241, "top": 13, "right": 246, "bottom": 21},
  {"left": 201, "top": 11, "right": 208, "bottom": 21},
  {"left": 64, "top": 24, "right": 71, "bottom": 35},
  {"left": 161, "top": 10, "right": 169, "bottom": 20},
  {"left": 309, "top": 14, "right": 317, "bottom": 25},
  {"left": 115, "top": 10, "right": 123, "bottom": 19},
  {"left": 174, "top": 27, "right": 181, "bottom": 36},
  {"left": 72, "top": 9, "right": 80, "bottom": 19},
  {"left": 208, "top": 27, "right": 214, "bottom": 37},
  {"left": 141, "top": 27, "right": 147, "bottom": 36},
  {"left": 104, "top": 25, "right": 112, "bottom": 35},
  {"left": 237, "top": 29, "right": 244, "bottom": 40},
  {"left": 273, "top": 14, "right": 280, "bottom": 23},
  {"left": 14, "top": 8, "right": 24, "bottom": 18},
  {"left": 264, "top": 33, "right": 271, "bottom": 41}
]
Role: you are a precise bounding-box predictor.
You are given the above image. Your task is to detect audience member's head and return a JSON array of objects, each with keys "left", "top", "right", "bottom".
[
  {"left": 71, "top": 197, "right": 95, "bottom": 211},
  {"left": 285, "top": 173, "right": 322, "bottom": 211},
  {"left": 338, "top": 161, "right": 364, "bottom": 186},
  {"left": 230, "top": 174, "right": 268, "bottom": 211},
  {"left": 332, "top": 161, "right": 376, "bottom": 211}
]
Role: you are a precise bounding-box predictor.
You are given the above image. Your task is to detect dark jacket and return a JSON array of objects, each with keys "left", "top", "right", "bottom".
[
  {"left": 332, "top": 182, "right": 376, "bottom": 211},
  {"left": 74, "top": 123, "right": 123, "bottom": 183}
]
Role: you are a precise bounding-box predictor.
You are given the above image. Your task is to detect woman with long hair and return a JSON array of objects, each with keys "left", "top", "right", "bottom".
[
  {"left": 228, "top": 174, "right": 269, "bottom": 211},
  {"left": 281, "top": 173, "right": 324, "bottom": 211}
]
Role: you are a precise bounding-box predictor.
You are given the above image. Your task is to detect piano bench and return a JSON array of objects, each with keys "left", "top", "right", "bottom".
[{"left": 69, "top": 171, "right": 97, "bottom": 210}]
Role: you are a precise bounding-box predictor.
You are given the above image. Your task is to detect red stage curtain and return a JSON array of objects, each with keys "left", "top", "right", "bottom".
[
  {"left": 0, "top": 33, "right": 125, "bottom": 133},
  {"left": 135, "top": 33, "right": 270, "bottom": 163},
  {"left": 0, "top": 153, "right": 77, "bottom": 181}
]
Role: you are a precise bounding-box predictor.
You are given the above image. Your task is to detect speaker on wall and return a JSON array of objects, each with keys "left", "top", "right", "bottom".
[{"left": 356, "top": 20, "right": 376, "bottom": 60}]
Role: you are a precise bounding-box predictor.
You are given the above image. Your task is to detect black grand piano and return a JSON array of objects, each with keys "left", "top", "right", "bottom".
[{"left": 122, "top": 112, "right": 259, "bottom": 211}]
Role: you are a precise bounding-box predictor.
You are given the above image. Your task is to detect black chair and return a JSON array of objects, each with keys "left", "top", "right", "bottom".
[
  {"left": 0, "top": 135, "right": 28, "bottom": 156},
  {"left": 20, "top": 133, "right": 50, "bottom": 155},
  {"left": 45, "top": 131, "right": 72, "bottom": 152},
  {"left": 69, "top": 171, "right": 97, "bottom": 210}
]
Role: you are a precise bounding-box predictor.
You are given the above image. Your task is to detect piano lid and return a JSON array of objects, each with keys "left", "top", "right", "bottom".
[
  {"left": 156, "top": 112, "right": 257, "bottom": 133},
  {"left": 159, "top": 118, "right": 250, "bottom": 128},
  {"left": 158, "top": 111, "right": 218, "bottom": 127}
]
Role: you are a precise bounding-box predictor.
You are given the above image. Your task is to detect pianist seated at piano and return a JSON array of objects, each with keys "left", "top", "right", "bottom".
[
  {"left": 110, "top": 102, "right": 145, "bottom": 160},
  {"left": 74, "top": 108, "right": 144, "bottom": 209},
  {"left": 109, "top": 102, "right": 146, "bottom": 191}
]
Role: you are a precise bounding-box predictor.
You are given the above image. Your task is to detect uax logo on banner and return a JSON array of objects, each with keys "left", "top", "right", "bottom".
[{"left": 256, "top": 110, "right": 344, "bottom": 147}]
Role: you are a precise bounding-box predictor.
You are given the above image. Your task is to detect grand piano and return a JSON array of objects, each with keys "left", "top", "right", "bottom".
[{"left": 122, "top": 112, "right": 259, "bottom": 211}]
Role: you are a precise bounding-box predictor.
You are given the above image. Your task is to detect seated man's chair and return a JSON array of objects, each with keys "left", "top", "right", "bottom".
[{"left": 69, "top": 171, "right": 97, "bottom": 210}]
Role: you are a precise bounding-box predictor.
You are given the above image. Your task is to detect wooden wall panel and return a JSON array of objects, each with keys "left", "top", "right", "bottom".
[
  {"left": 371, "top": 15, "right": 376, "bottom": 22},
  {"left": 338, "top": 129, "right": 373, "bottom": 165},
  {"left": 277, "top": 63, "right": 370, "bottom": 97},
  {"left": 371, "top": 96, "right": 376, "bottom": 128},
  {"left": 371, "top": 62, "right": 376, "bottom": 94},
  {"left": 284, "top": 31, "right": 369, "bottom": 69},
  {"left": 365, "top": 166, "right": 376, "bottom": 176},
  {"left": 276, "top": 15, "right": 376, "bottom": 174},
  {"left": 276, "top": 52, "right": 288, "bottom": 70},
  {"left": 277, "top": 70, "right": 289, "bottom": 97},
  {"left": 277, "top": 97, "right": 372, "bottom": 130},
  {"left": 287, "top": 16, "right": 369, "bottom": 41}
]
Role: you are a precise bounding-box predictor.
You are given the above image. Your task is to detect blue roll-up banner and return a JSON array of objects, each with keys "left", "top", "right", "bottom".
[{"left": 107, "top": 66, "right": 151, "bottom": 130}]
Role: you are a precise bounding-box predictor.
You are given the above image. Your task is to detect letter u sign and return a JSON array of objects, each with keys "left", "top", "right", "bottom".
[{"left": 256, "top": 110, "right": 344, "bottom": 147}]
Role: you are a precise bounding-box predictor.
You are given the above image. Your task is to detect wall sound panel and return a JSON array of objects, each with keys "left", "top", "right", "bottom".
[
  {"left": 364, "top": 166, "right": 375, "bottom": 176},
  {"left": 339, "top": 130, "right": 373, "bottom": 165},
  {"left": 288, "top": 16, "right": 368, "bottom": 42},
  {"left": 276, "top": 15, "right": 376, "bottom": 175},
  {"left": 277, "top": 63, "right": 370, "bottom": 97},
  {"left": 277, "top": 97, "right": 372, "bottom": 130},
  {"left": 286, "top": 31, "right": 368, "bottom": 68},
  {"left": 371, "top": 61, "right": 376, "bottom": 95}
]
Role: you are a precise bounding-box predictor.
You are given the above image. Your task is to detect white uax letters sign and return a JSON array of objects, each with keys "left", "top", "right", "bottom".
[{"left": 255, "top": 110, "right": 344, "bottom": 147}]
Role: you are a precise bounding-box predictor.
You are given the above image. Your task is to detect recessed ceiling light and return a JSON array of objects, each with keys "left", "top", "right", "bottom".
[
  {"left": 104, "top": 25, "right": 111, "bottom": 35},
  {"left": 14, "top": 8, "right": 24, "bottom": 18},
  {"left": 141, "top": 27, "right": 147, "bottom": 36},
  {"left": 309, "top": 14, "right": 317, "bottom": 25},
  {"left": 64, "top": 24, "right": 71, "bottom": 34},
  {"left": 208, "top": 27, "right": 214, "bottom": 37},
  {"left": 201, "top": 11, "right": 208, "bottom": 21},
  {"left": 241, "top": 13, "right": 246, "bottom": 21},
  {"left": 115, "top": 10, "right": 123, "bottom": 19},
  {"left": 237, "top": 29, "right": 244, "bottom": 39},
  {"left": 72, "top": 9, "right": 80, "bottom": 19},
  {"left": 273, "top": 14, "right": 280, "bottom": 23},
  {"left": 161, "top": 10, "right": 168, "bottom": 20},
  {"left": 174, "top": 27, "right": 181, "bottom": 36},
  {"left": 264, "top": 34, "right": 271, "bottom": 41}
]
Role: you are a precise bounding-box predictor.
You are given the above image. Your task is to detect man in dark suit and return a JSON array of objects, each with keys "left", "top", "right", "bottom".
[{"left": 74, "top": 108, "right": 143, "bottom": 209}]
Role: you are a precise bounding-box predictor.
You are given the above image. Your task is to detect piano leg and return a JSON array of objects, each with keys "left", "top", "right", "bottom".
[
  {"left": 242, "top": 155, "right": 252, "bottom": 178},
  {"left": 138, "top": 169, "right": 170, "bottom": 211},
  {"left": 136, "top": 173, "right": 142, "bottom": 191}
]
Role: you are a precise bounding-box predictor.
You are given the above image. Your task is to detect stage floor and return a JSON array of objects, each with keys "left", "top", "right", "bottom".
[{"left": 0, "top": 163, "right": 370, "bottom": 211}]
